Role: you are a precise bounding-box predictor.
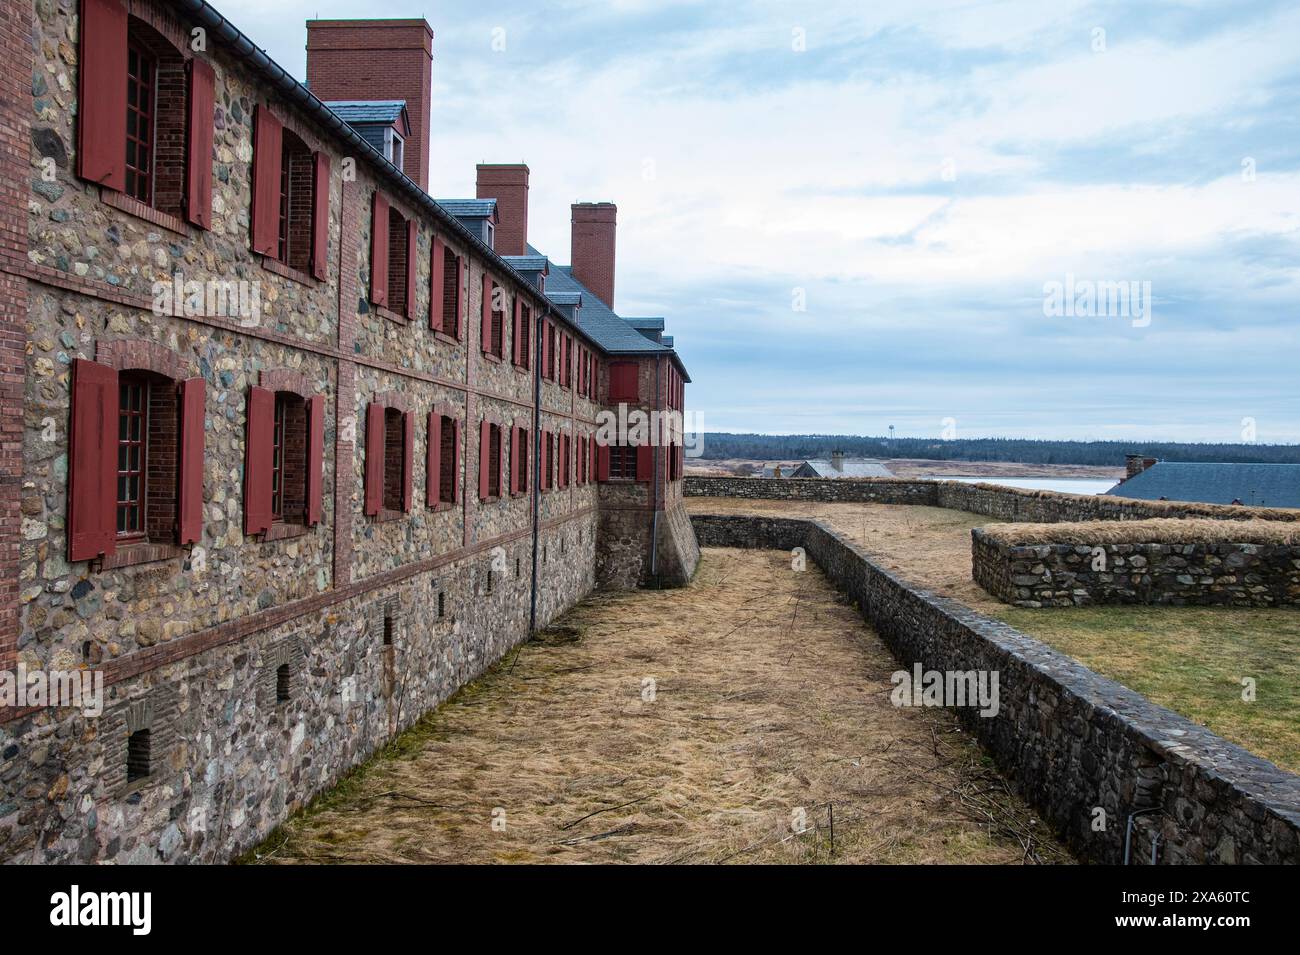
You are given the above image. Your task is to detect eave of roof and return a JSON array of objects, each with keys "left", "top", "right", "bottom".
[{"left": 177, "top": 0, "right": 601, "bottom": 352}]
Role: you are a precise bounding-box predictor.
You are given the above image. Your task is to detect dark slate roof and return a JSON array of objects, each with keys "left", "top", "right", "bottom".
[
  {"left": 525, "top": 245, "right": 685, "bottom": 374},
  {"left": 624, "top": 317, "right": 665, "bottom": 331},
  {"left": 323, "top": 100, "right": 407, "bottom": 124},
  {"left": 436, "top": 199, "right": 498, "bottom": 219},
  {"left": 546, "top": 291, "right": 582, "bottom": 306},
  {"left": 502, "top": 255, "right": 549, "bottom": 274},
  {"left": 1107, "top": 462, "right": 1300, "bottom": 509},
  {"left": 798, "top": 458, "right": 895, "bottom": 479}
]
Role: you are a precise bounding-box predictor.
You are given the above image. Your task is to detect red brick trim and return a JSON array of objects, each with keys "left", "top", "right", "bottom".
[
  {"left": 102, "top": 189, "right": 189, "bottom": 237},
  {"left": 263, "top": 522, "right": 311, "bottom": 542},
  {"left": 0, "top": 503, "right": 598, "bottom": 723},
  {"left": 373, "top": 390, "right": 411, "bottom": 412},
  {"left": 96, "top": 338, "right": 193, "bottom": 379},
  {"left": 0, "top": 0, "right": 32, "bottom": 674},
  {"left": 259, "top": 368, "right": 313, "bottom": 397},
  {"left": 375, "top": 304, "right": 409, "bottom": 325},
  {"left": 100, "top": 541, "right": 184, "bottom": 571},
  {"left": 260, "top": 255, "right": 317, "bottom": 287},
  {"left": 13, "top": 265, "right": 595, "bottom": 423}
]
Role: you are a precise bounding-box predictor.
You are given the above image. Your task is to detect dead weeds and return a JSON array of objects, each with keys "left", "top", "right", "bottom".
[{"left": 246, "top": 548, "right": 1070, "bottom": 865}]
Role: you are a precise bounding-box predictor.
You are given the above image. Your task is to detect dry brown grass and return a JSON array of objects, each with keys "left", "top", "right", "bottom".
[
  {"left": 979, "top": 517, "right": 1300, "bottom": 546},
  {"left": 690, "top": 497, "right": 1008, "bottom": 612},
  {"left": 688, "top": 497, "right": 1300, "bottom": 772},
  {"left": 246, "top": 548, "right": 1070, "bottom": 865}
]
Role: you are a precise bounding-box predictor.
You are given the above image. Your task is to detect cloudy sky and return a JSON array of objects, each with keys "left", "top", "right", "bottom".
[{"left": 220, "top": 0, "right": 1300, "bottom": 442}]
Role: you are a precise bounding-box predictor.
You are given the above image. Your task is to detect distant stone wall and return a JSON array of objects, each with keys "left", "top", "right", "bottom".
[
  {"left": 972, "top": 531, "right": 1300, "bottom": 608},
  {"left": 684, "top": 476, "right": 1300, "bottom": 523},
  {"left": 691, "top": 513, "right": 1300, "bottom": 865},
  {"left": 684, "top": 476, "right": 937, "bottom": 506}
]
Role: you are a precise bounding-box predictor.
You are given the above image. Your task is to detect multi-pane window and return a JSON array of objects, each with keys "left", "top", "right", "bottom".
[
  {"left": 487, "top": 424, "right": 502, "bottom": 496},
  {"left": 387, "top": 208, "right": 410, "bottom": 313},
  {"left": 270, "top": 397, "right": 286, "bottom": 520},
  {"left": 383, "top": 408, "right": 405, "bottom": 511},
  {"left": 442, "top": 248, "right": 461, "bottom": 333},
  {"left": 609, "top": 444, "right": 637, "bottom": 480},
  {"left": 509, "top": 428, "right": 525, "bottom": 496},
  {"left": 125, "top": 43, "right": 155, "bottom": 204},
  {"left": 116, "top": 375, "right": 148, "bottom": 537},
  {"left": 490, "top": 301, "right": 504, "bottom": 358},
  {"left": 515, "top": 304, "right": 530, "bottom": 369},
  {"left": 439, "top": 415, "right": 456, "bottom": 504}
]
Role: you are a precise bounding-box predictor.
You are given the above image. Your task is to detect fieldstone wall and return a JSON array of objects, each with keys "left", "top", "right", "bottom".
[
  {"left": 684, "top": 476, "right": 1300, "bottom": 523},
  {"left": 685, "top": 475, "right": 937, "bottom": 506},
  {"left": 691, "top": 514, "right": 1300, "bottom": 865},
  {"left": 972, "top": 531, "right": 1300, "bottom": 608},
  {"left": 0, "top": 523, "right": 596, "bottom": 863}
]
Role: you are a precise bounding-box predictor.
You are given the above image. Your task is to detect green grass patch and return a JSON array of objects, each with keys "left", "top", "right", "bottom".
[{"left": 997, "top": 605, "right": 1300, "bottom": 774}]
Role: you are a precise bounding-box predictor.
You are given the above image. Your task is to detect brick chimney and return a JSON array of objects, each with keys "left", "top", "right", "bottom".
[
  {"left": 1125, "top": 454, "right": 1158, "bottom": 480},
  {"left": 476, "top": 164, "right": 529, "bottom": 256},
  {"left": 571, "top": 202, "right": 616, "bottom": 309},
  {"left": 306, "top": 19, "right": 434, "bottom": 190}
]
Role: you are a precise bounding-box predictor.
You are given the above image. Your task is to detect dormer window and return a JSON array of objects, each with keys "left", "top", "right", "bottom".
[
  {"left": 385, "top": 128, "right": 405, "bottom": 170},
  {"left": 485, "top": 222, "right": 495, "bottom": 250}
]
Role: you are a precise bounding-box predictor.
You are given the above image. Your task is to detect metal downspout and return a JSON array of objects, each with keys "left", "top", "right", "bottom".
[{"left": 650, "top": 355, "right": 661, "bottom": 585}]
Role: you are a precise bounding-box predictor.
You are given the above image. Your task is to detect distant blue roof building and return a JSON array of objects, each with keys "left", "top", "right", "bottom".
[{"left": 1107, "top": 461, "right": 1300, "bottom": 509}]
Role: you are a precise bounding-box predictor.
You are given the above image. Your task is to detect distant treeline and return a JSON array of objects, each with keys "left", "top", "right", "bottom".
[{"left": 699, "top": 434, "right": 1300, "bottom": 466}]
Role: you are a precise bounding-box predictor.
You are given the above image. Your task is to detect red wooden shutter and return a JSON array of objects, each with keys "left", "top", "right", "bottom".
[
  {"left": 310, "top": 152, "right": 331, "bottom": 280},
  {"left": 450, "top": 419, "right": 461, "bottom": 502},
  {"left": 509, "top": 425, "right": 520, "bottom": 495},
  {"left": 404, "top": 219, "right": 418, "bottom": 318},
  {"left": 77, "top": 0, "right": 127, "bottom": 190},
  {"left": 250, "top": 106, "right": 283, "bottom": 256},
  {"left": 478, "top": 419, "right": 491, "bottom": 501},
  {"left": 481, "top": 274, "right": 493, "bottom": 353},
  {"left": 426, "top": 411, "right": 441, "bottom": 507},
  {"left": 177, "top": 377, "right": 205, "bottom": 544},
  {"left": 540, "top": 430, "right": 550, "bottom": 490},
  {"left": 596, "top": 443, "right": 610, "bottom": 482},
  {"left": 429, "top": 237, "right": 445, "bottom": 332},
  {"left": 636, "top": 444, "right": 654, "bottom": 482},
  {"left": 243, "top": 386, "right": 274, "bottom": 535},
  {"left": 67, "top": 359, "right": 118, "bottom": 562},
  {"left": 369, "top": 193, "right": 390, "bottom": 307},
  {"left": 364, "top": 402, "right": 384, "bottom": 516},
  {"left": 455, "top": 256, "right": 466, "bottom": 338},
  {"left": 184, "top": 58, "right": 215, "bottom": 229},
  {"left": 497, "top": 426, "right": 507, "bottom": 499},
  {"left": 541, "top": 321, "right": 551, "bottom": 378},
  {"left": 402, "top": 411, "right": 414, "bottom": 512},
  {"left": 512, "top": 298, "right": 522, "bottom": 365},
  {"left": 306, "top": 394, "right": 324, "bottom": 526}
]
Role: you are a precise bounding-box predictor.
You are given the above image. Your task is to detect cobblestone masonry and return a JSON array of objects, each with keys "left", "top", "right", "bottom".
[
  {"left": 691, "top": 514, "right": 1300, "bottom": 865},
  {"left": 0, "top": 0, "right": 693, "bottom": 863},
  {"left": 972, "top": 531, "right": 1300, "bottom": 608}
]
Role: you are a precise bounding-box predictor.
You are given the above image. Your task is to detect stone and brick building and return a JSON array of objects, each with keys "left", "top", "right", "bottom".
[{"left": 0, "top": 0, "right": 696, "bottom": 863}]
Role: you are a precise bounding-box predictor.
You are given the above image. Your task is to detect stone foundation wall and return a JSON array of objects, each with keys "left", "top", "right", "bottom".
[
  {"left": 972, "top": 531, "right": 1300, "bottom": 608},
  {"left": 0, "top": 513, "right": 596, "bottom": 864},
  {"left": 691, "top": 514, "right": 1300, "bottom": 865},
  {"left": 684, "top": 476, "right": 1300, "bottom": 523},
  {"left": 651, "top": 500, "right": 699, "bottom": 587}
]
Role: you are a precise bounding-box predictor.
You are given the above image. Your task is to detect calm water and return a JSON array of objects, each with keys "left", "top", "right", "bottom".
[{"left": 948, "top": 476, "right": 1119, "bottom": 496}]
